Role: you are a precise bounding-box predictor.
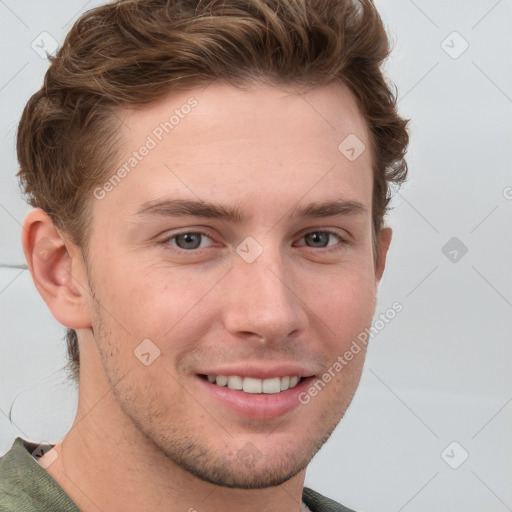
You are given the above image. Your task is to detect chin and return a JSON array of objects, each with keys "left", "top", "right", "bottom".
[
  {"left": 169, "top": 446, "right": 312, "bottom": 489},
  {"left": 148, "top": 418, "right": 339, "bottom": 490}
]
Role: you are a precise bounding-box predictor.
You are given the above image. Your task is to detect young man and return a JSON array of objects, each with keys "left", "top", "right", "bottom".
[{"left": 0, "top": 0, "right": 408, "bottom": 510}]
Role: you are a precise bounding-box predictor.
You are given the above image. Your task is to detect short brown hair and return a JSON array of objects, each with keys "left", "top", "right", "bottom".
[{"left": 17, "top": 0, "right": 409, "bottom": 381}]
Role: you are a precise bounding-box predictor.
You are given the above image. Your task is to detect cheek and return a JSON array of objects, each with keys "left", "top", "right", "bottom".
[
  {"left": 333, "top": 279, "right": 375, "bottom": 332},
  {"left": 303, "top": 271, "right": 375, "bottom": 409},
  {"left": 94, "top": 258, "right": 226, "bottom": 351},
  {"left": 301, "top": 261, "right": 377, "bottom": 337}
]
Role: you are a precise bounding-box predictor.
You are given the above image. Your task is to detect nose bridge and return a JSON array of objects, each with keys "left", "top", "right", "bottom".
[{"left": 223, "top": 245, "right": 306, "bottom": 341}]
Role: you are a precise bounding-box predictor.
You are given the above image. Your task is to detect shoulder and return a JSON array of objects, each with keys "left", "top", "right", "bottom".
[
  {"left": 302, "top": 486, "right": 358, "bottom": 512},
  {"left": 0, "top": 438, "right": 34, "bottom": 511},
  {"left": 0, "top": 437, "right": 78, "bottom": 512}
]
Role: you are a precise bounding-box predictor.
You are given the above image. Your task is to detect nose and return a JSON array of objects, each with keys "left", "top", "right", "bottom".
[{"left": 221, "top": 248, "right": 308, "bottom": 344}]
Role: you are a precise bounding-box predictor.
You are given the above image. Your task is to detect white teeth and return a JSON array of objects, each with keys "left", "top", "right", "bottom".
[
  {"left": 207, "top": 375, "right": 302, "bottom": 394},
  {"left": 262, "top": 377, "right": 281, "bottom": 394},
  {"left": 243, "top": 377, "right": 262, "bottom": 394},
  {"left": 227, "top": 375, "right": 243, "bottom": 390},
  {"left": 216, "top": 375, "right": 228, "bottom": 386}
]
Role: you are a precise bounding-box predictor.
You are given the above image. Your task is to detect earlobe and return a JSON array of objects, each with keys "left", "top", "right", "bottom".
[
  {"left": 22, "top": 209, "right": 92, "bottom": 330},
  {"left": 375, "top": 227, "right": 392, "bottom": 284}
]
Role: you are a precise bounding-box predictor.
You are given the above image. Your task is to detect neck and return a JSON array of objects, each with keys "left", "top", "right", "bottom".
[{"left": 41, "top": 350, "right": 307, "bottom": 512}]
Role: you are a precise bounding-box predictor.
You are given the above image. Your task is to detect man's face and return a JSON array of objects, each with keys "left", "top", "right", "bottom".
[{"left": 83, "top": 82, "right": 384, "bottom": 488}]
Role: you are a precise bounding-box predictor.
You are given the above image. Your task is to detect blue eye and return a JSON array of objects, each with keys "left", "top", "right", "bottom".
[
  {"left": 160, "top": 229, "right": 345, "bottom": 255},
  {"left": 167, "top": 232, "right": 214, "bottom": 250},
  {"left": 299, "top": 231, "right": 342, "bottom": 248}
]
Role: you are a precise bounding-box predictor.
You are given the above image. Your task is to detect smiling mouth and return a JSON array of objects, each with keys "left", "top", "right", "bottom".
[{"left": 199, "top": 374, "right": 305, "bottom": 394}]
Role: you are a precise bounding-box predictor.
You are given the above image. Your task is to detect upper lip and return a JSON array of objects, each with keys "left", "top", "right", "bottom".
[{"left": 196, "top": 364, "right": 316, "bottom": 380}]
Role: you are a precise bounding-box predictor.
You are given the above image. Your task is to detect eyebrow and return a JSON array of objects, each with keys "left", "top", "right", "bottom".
[{"left": 134, "top": 198, "right": 367, "bottom": 222}]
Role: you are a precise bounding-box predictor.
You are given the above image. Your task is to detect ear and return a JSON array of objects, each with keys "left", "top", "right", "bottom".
[
  {"left": 22, "top": 208, "right": 92, "bottom": 330},
  {"left": 374, "top": 227, "right": 392, "bottom": 284}
]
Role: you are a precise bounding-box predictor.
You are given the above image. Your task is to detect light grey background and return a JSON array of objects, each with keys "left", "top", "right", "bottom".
[{"left": 1, "top": 1, "right": 511, "bottom": 511}]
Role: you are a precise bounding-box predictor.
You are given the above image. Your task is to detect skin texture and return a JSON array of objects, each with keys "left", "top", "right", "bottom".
[{"left": 23, "top": 82, "right": 391, "bottom": 512}]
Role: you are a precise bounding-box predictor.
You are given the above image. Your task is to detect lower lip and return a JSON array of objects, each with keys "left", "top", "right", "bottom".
[{"left": 196, "top": 376, "right": 314, "bottom": 420}]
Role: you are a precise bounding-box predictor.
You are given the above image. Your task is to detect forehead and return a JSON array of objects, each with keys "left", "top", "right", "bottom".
[
  {"left": 94, "top": 81, "right": 373, "bottom": 222},
  {"left": 120, "top": 81, "right": 371, "bottom": 154}
]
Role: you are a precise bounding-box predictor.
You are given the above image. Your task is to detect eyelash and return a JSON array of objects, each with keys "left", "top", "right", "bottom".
[{"left": 160, "top": 229, "right": 347, "bottom": 254}]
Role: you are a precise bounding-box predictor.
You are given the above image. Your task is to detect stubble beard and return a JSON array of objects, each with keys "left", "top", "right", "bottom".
[{"left": 86, "top": 270, "right": 357, "bottom": 490}]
